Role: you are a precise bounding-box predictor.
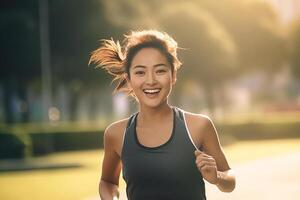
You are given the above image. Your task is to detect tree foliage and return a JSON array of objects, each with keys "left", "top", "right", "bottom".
[
  {"left": 288, "top": 19, "right": 300, "bottom": 79},
  {"left": 102, "top": 0, "right": 287, "bottom": 79},
  {"left": 101, "top": 0, "right": 288, "bottom": 112}
]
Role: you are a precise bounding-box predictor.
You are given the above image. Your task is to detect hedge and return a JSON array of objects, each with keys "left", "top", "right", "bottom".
[
  {"left": 1, "top": 119, "right": 300, "bottom": 159},
  {"left": 218, "top": 121, "right": 300, "bottom": 142},
  {"left": 0, "top": 133, "right": 26, "bottom": 159},
  {"left": 30, "top": 131, "right": 104, "bottom": 156}
]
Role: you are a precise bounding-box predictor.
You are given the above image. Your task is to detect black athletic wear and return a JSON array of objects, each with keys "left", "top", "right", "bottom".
[{"left": 121, "top": 106, "right": 206, "bottom": 200}]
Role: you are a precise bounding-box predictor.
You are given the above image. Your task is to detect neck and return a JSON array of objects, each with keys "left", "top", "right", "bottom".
[{"left": 138, "top": 103, "right": 173, "bottom": 123}]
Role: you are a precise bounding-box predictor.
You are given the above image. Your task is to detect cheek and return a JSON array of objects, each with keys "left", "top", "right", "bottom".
[
  {"left": 159, "top": 74, "right": 173, "bottom": 85},
  {"left": 129, "top": 78, "right": 143, "bottom": 90}
]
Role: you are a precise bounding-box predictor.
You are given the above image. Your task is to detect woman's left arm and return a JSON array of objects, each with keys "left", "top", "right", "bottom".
[{"left": 195, "top": 116, "right": 236, "bottom": 192}]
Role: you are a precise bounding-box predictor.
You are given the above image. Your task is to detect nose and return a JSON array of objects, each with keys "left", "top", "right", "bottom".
[{"left": 145, "top": 71, "right": 157, "bottom": 85}]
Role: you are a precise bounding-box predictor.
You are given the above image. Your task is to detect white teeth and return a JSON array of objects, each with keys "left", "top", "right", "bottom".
[{"left": 143, "top": 89, "right": 160, "bottom": 94}]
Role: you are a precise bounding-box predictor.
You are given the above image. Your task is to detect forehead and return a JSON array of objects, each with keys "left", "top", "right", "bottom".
[{"left": 130, "top": 47, "right": 169, "bottom": 68}]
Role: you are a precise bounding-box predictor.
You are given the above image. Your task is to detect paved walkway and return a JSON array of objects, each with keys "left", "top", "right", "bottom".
[{"left": 205, "top": 150, "right": 300, "bottom": 200}]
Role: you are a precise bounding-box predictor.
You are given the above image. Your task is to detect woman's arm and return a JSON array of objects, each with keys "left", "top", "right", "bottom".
[
  {"left": 99, "top": 123, "right": 123, "bottom": 200},
  {"left": 195, "top": 116, "right": 236, "bottom": 192},
  {"left": 100, "top": 180, "right": 119, "bottom": 200}
]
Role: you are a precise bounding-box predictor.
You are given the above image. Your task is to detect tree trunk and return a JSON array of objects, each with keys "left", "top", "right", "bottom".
[{"left": 3, "top": 77, "right": 16, "bottom": 124}]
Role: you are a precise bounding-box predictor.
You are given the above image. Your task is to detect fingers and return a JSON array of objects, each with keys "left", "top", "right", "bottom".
[
  {"left": 199, "top": 165, "right": 217, "bottom": 174},
  {"left": 196, "top": 157, "right": 215, "bottom": 164},
  {"left": 196, "top": 160, "right": 217, "bottom": 172},
  {"left": 196, "top": 158, "right": 216, "bottom": 168},
  {"left": 194, "top": 150, "right": 218, "bottom": 184},
  {"left": 194, "top": 150, "right": 217, "bottom": 170}
]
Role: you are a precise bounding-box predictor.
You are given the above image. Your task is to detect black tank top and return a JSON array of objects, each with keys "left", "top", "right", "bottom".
[{"left": 121, "top": 106, "right": 206, "bottom": 200}]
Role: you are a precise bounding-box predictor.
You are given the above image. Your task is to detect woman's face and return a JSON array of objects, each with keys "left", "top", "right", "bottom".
[{"left": 127, "top": 47, "right": 176, "bottom": 108}]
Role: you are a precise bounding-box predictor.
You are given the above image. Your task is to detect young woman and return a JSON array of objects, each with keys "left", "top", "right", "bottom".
[{"left": 89, "top": 30, "right": 236, "bottom": 200}]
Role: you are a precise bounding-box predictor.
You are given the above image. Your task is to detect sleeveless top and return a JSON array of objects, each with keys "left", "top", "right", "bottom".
[{"left": 121, "top": 106, "right": 206, "bottom": 200}]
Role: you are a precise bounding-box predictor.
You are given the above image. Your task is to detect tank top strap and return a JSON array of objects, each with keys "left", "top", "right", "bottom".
[
  {"left": 172, "top": 106, "right": 184, "bottom": 121},
  {"left": 126, "top": 112, "right": 138, "bottom": 129}
]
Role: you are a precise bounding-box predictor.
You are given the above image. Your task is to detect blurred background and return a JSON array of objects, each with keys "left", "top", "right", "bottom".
[{"left": 1, "top": 0, "right": 300, "bottom": 199}]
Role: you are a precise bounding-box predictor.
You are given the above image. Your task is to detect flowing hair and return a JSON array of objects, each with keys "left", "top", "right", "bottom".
[{"left": 88, "top": 38, "right": 129, "bottom": 93}]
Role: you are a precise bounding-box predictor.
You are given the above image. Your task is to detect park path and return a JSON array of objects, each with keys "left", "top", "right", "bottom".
[
  {"left": 205, "top": 150, "right": 300, "bottom": 200},
  {"left": 86, "top": 150, "right": 300, "bottom": 200}
]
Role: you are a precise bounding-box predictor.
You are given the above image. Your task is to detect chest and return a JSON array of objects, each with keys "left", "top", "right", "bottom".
[{"left": 135, "top": 122, "right": 173, "bottom": 148}]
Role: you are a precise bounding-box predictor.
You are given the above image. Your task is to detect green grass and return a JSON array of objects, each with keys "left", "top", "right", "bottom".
[
  {"left": 1, "top": 138, "right": 300, "bottom": 200},
  {"left": 0, "top": 150, "right": 103, "bottom": 200}
]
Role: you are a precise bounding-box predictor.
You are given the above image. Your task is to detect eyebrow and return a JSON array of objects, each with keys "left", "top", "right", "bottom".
[{"left": 132, "top": 63, "right": 168, "bottom": 69}]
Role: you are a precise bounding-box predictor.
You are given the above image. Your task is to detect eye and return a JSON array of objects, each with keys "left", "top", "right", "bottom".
[
  {"left": 134, "top": 71, "right": 145, "bottom": 75},
  {"left": 156, "top": 69, "right": 167, "bottom": 74}
]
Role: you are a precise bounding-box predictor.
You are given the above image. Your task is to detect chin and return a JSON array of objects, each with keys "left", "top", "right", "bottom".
[{"left": 141, "top": 98, "right": 168, "bottom": 109}]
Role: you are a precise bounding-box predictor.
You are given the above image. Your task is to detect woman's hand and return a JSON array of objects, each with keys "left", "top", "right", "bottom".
[{"left": 194, "top": 150, "right": 219, "bottom": 185}]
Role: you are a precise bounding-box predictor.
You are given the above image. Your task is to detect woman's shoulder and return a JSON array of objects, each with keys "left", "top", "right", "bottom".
[
  {"left": 104, "top": 117, "right": 130, "bottom": 139},
  {"left": 178, "top": 108, "right": 219, "bottom": 149},
  {"left": 104, "top": 117, "right": 131, "bottom": 155},
  {"left": 178, "top": 108, "right": 214, "bottom": 130},
  {"left": 179, "top": 108, "right": 211, "bottom": 121}
]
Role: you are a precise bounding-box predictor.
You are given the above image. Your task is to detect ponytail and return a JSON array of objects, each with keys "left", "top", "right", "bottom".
[{"left": 89, "top": 39, "right": 129, "bottom": 93}]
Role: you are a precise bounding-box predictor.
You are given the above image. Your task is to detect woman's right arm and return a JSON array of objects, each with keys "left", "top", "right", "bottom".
[{"left": 100, "top": 124, "right": 122, "bottom": 200}]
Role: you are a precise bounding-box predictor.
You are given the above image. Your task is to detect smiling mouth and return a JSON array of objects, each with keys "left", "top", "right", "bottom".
[{"left": 143, "top": 88, "right": 161, "bottom": 94}]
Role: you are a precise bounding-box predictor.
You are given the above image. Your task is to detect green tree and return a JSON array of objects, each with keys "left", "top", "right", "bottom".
[
  {"left": 99, "top": 0, "right": 287, "bottom": 113},
  {"left": 1, "top": 0, "right": 123, "bottom": 122},
  {"left": 48, "top": 0, "right": 124, "bottom": 120},
  {"left": 288, "top": 19, "right": 300, "bottom": 79},
  {"left": 197, "top": 0, "right": 287, "bottom": 74},
  {"left": 157, "top": 3, "right": 238, "bottom": 112},
  {"left": 0, "top": 1, "right": 40, "bottom": 123}
]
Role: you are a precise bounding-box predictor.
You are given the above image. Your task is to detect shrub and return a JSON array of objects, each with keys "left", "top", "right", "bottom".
[{"left": 0, "top": 133, "right": 26, "bottom": 159}]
